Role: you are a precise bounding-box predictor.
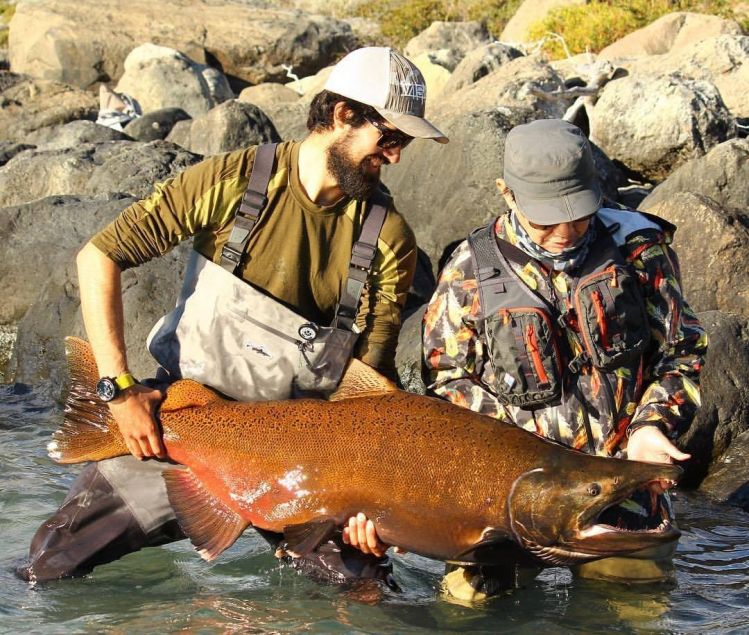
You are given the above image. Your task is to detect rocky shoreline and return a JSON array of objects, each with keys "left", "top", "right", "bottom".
[{"left": 1, "top": 0, "right": 748, "bottom": 510}]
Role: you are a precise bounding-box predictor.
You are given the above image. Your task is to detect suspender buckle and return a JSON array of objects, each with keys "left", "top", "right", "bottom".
[
  {"left": 352, "top": 241, "right": 377, "bottom": 262},
  {"left": 243, "top": 190, "right": 267, "bottom": 213},
  {"left": 221, "top": 245, "right": 242, "bottom": 263},
  {"left": 568, "top": 352, "right": 589, "bottom": 374}
]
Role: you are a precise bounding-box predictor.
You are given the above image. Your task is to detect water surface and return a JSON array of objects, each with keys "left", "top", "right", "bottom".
[{"left": 2, "top": 384, "right": 748, "bottom": 634}]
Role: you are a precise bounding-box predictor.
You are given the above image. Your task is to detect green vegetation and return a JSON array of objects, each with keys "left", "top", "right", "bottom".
[
  {"left": 0, "top": 0, "right": 15, "bottom": 48},
  {"left": 528, "top": 0, "right": 748, "bottom": 59},
  {"left": 354, "top": 0, "right": 524, "bottom": 48}
]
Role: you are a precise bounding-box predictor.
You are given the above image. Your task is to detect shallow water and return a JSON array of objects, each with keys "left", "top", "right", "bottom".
[{"left": 2, "top": 383, "right": 748, "bottom": 634}]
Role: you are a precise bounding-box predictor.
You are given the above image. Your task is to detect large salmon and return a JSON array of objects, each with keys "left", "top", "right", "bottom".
[{"left": 50, "top": 337, "right": 682, "bottom": 568}]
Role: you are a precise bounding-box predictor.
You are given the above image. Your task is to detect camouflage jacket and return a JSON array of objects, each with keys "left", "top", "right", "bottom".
[{"left": 422, "top": 210, "right": 707, "bottom": 458}]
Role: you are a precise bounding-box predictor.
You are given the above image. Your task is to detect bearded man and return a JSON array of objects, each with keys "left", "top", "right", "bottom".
[{"left": 19, "top": 47, "right": 448, "bottom": 583}]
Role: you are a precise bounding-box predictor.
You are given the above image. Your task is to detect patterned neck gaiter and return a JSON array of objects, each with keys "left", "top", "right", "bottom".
[{"left": 506, "top": 211, "right": 596, "bottom": 272}]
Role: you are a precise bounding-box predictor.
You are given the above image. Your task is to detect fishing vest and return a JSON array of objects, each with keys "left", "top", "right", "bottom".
[
  {"left": 147, "top": 143, "right": 388, "bottom": 401},
  {"left": 467, "top": 214, "right": 659, "bottom": 411}
]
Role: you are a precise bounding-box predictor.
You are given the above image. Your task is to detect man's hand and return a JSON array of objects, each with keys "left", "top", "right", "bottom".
[
  {"left": 342, "top": 513, "right": 389, "bottom": 557},
  {"left": 627, "top": 425, "right": 691, "bottom": 493},
  {"left": 108, "top": 384, "right": 166, "bottom": 460}
]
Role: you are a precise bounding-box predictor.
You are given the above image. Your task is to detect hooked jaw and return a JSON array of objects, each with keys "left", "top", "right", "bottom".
[{"left": 509, "top": 464, "right": 682, "bottom": 566}]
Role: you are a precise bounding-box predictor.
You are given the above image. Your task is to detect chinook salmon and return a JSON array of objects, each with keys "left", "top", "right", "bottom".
[{"left": 49, "top": 337, "right": 682, "bottom": 569}]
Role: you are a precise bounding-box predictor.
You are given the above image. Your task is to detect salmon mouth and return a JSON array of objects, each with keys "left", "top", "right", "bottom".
[{"left": 517, "top": 476, "right": 682, "bottom": 566}]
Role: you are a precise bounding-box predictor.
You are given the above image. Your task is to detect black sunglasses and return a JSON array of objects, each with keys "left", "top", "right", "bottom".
[{"left": 364, "top": 115, "right": 413, "bottom": 150}]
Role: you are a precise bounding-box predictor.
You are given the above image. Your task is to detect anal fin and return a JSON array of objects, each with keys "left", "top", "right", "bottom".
[
  {"left": 162, "top": 468, "right": 249, "bottom": 561},
  {"left": 282, "top": 520, "right": 337, "bottom": 557}
]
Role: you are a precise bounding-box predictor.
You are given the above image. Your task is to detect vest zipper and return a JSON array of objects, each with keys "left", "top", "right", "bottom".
[
  {"left": 526, "top": 324, "right": 550, "bottom": 386},
  {"left": 591, "top": 290, "right": 610, "bottom": 350}
]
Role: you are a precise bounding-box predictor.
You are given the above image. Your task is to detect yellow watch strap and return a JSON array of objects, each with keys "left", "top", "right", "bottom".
[{"left": 114, "top": 372, "right": 137, "bottom": 391}]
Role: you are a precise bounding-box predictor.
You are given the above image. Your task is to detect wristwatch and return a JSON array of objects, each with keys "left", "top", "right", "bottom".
[{"left": 96, "top": 372, "right": 137, "bottom": 402}]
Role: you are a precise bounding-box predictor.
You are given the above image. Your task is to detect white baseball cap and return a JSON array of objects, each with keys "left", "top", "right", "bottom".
[{"left": 324, "top": 47, "right": 448, "bottom": 144}]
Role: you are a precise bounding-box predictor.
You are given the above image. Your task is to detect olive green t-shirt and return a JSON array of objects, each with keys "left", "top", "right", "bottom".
[{"left": 91, "top": 141, "right": 417, "bottom": 377}]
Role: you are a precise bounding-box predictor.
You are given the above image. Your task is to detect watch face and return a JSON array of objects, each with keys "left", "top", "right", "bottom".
[{"left": 96, "top": 378, "right": 117, "bottom": 402}]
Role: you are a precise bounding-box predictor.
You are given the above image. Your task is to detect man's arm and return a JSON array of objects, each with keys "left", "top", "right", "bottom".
[
  {"left": 625, "top": 236, "right": 708, "bottom": 463},
  {"left": 77, "top": 242, "right": 166, "bottom": 459},
  {"left": 422, "top": 241, "right": 506, "bottom": 418}
]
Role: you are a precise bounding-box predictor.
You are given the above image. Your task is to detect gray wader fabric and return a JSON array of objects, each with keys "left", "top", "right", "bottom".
[{"left": 147, "top": 252, "right": 358, "bottom": 401}]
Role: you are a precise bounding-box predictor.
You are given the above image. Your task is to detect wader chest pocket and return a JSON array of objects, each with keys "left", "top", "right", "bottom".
[
  {"left": 485, "top": 307, "right": 563, "bottom": 407},
  {"left": 574, "top": 266, "right": 649, "bottom": 371}
]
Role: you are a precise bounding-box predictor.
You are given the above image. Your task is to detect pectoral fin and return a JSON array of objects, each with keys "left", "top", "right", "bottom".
[
  {"left": 162, "top": 468, "right": 249, "bottom": 561},
  {"left": 281, "top": 520, "right": 337, "bottom": 557},
  {"left": 448, "top": 528, "right": 515, "bottom": 565}
]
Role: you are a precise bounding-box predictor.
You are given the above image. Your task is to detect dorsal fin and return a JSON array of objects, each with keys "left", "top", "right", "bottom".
[
  {"left": 161, "top": 379, "right": 223, "bottom": 412},
  {"left": 328, "top": 358, "right": 399, "bottom": 402}
]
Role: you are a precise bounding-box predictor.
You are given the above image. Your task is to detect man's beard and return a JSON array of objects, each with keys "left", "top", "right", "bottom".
[{"left": 327, "top": 135, "right": 381, "bottom": 201}]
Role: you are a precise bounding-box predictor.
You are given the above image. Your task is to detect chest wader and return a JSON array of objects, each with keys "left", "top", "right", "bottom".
[
  {"left": 18, "top": 144, "right": 397, "bottom": 587},
  {"left": 467, "top": 218, "right": 651, "bottom": 453}
]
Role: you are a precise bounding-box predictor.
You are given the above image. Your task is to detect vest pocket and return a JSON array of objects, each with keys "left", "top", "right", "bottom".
[
  {"left": 574, "top": 266, "right": 649, "bottom": 371},
  {"left": 484, "top": 307, "right": 563, "bottom": 407}
]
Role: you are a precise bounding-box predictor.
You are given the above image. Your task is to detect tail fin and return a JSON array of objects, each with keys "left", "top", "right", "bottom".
[{"left": 48, "top": 337, "right": 128, "bottom": 464}]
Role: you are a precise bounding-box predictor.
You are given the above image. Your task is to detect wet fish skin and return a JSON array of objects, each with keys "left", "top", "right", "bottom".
[{"left": 50, "top": 336, "right": 682, "bottom": 567}]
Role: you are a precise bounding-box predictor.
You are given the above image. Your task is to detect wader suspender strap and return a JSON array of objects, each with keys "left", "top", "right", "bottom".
[
  {"left": 467, "top": 224, "right": 554, "bottom": 323},
  {"left": 220, "top": 142, "right": 278, "bottom": 274},
  {"left": 219, "top": 143, "right": 388, "bottom": 332},
  {"left": 334, "top": 190, "right": 389, "bottom": 331}
]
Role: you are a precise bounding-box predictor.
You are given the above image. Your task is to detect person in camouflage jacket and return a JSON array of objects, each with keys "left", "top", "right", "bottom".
[{"left": 422, "top": 119, "right": 707, "bottom": 599}]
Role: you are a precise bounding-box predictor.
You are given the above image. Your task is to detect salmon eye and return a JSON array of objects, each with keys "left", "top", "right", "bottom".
[{"left": 587, "top": 483, "right": 601, "bottom": 497}]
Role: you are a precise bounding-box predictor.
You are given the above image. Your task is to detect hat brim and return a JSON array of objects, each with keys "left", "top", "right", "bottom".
[
  {"left": 377, "top": 108, "right": 449, "bottom": 144},
  {"left": 513, "top": 186, "right": 602, "bottom": 225}
]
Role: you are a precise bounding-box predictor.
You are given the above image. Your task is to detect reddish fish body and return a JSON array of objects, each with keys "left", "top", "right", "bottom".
[{"left": 52, "top": 337, "right": 682, "bottom": 567}]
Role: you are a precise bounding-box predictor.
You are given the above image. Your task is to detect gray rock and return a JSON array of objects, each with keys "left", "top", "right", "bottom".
[
  {"left": 238, "top": 83, "right": 301, "bottom": 112},
  {"left": 0, "top": 140, "right": 201, "bottom": 207},
  {"left": 0, "top": 142, "right": 34, "bottom": 166},
  {"left": 405, "top": 21, "right": 492, "bottom": 71},
  {"left": 165, "top": 119, "right": 194, "bottom": 150},
  {"left": 24, "top": 120, "right": 130, "bottom": 150},
  {"left": 263, "top": 101, "right": 311, "bottom": 143},
  {"left": 9, "top": 0, "right": 357, "bottom": 88},
  {"left": 599, "top": 11, "right": 742, "bottom": 59},
  {"left": 679, "top": 311, "right": 749, "bottom": 487},
  {"left": 500, "top": 0, "right": 586, "bottom": 43},
  {"left": 384, "top": 107, "right": 538, "bottom": 270},
  {"left": 699, "top": 429, "right": 749, "bottom": 511},
  {"left": 437, "top": 56, "right": 567, "bottom": 120},
  {"left": 642, "top": 138, "right": 749, "bottom": 215},
  {"left": 0, "top": 72, "right": 98, "bottom": 142},
  {"left": 396, "top": 304, "right": 427, "bottom": 395},
  {"left": 590, "top": 74, "right": 736, "bottom": 181},
  {"left": 442, "top": 43, "right": 524, "bottom": 94},
  {"left": 4, "top": 194, "right": 192, "bottom": 391},
  {"left": 640, "top": 192, "right": 749, "bottom": 317},
  {"left": 114, "top": 44, "right": 230, "bottom": 118},
  {"left": 185, "top": 100, "right": 281, "bottom": 156},
  {"left": 124, "top": 108, "right": 191, "bottom": 142}
]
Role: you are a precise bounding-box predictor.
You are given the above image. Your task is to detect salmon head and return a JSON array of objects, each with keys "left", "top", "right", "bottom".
[{"left": 504, "top": 446, "right": 682, "bottom": 566}]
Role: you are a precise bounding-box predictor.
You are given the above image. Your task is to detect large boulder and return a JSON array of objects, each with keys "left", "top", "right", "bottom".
[
  {"left": 404, "top": 21, "right": 492, "bottom": 71},
  {"left": 23, "top": 120, "right": 129, "bottom": 150},
  {"left": 441, "top": 43, "right": 524, "bottom": 95},
  {"left": 612, "top": 35, "right": 749, "bottom": 119},
  {"left": 678, "top": 311, "right": 749, "bottom": 487},
  {"left": 383, "top": 107, "right": 537, "bottom": 270},
  {"left": 0, "top": 140, "right": 201, "bottom": 207},
  {"left": 172, "top": 100, "right": 280, "bottom": 156},
  {"left": 396, "top": 304, "right": 427, "bottom": 396},
  {"left": 123, "top": 108, "right": 191, "bottom": 142},
  {"left": 642, "top": 139, "right": 749, "bottom": 215},
  {"left": 0, "top": 72, "right": 98, "bottom": 142},
  {"left": 589, "top": 74, "right": 735, "bottom": 181},
  {"left": 238, "top": 83, "right": 301, "bottom": 113},
  {"left": 437, "top": 56, "right": 567, "bottom": 120},
  {"left": 410, "top": 53, "right": 452, "bottom": 105},
  {"left": 500, "top": 0, "right": 586, "bottom": 43},
  {"left": 8, "top": 0, "right": 356, "bottom": 88},
  {"left": 599, "top": 11, "right": 742, "bottom": 59},
  {"left": 641, "top": 192, "right": 749, "bottom": 317},
  {"left": 114, "top": 44, "right": 233, "bottom": 117},
  {"left": 699, "top": 430, "right": 749, "bottom": 511},
  {"left": 3, "top": 195, "right": 192, "bottom": 391}
]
